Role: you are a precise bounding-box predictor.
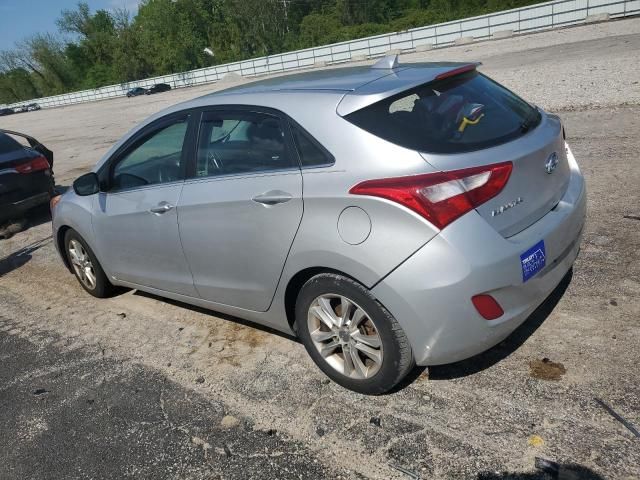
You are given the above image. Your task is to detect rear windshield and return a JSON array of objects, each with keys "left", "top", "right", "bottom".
[
  {"left": 345, "top": 71, "right": 540, "bottom": 154},
  {"left": 0, "top": 132, "right": 23, "bottom": 154}
]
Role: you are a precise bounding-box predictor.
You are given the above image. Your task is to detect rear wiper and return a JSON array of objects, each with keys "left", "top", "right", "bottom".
[{"left": 520, "top": 106, "right": 540, "bottom": 133}]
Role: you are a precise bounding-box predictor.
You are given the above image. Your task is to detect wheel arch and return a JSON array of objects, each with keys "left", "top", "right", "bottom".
[
  {"left": 56, "top": 225, "right": 73, "bottom": 272},
  {"left": 283, "top": 266, "right": 364, "bottom": 333}
]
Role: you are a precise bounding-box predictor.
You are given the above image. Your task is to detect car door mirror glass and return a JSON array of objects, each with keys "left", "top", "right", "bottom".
[{"left": 73, "top": 172, "right": 100, "bottom": 196}]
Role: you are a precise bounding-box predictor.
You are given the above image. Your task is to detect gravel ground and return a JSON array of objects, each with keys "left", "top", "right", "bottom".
[{"left": 1, "top": 17, "right": 639, "bottom": 480}]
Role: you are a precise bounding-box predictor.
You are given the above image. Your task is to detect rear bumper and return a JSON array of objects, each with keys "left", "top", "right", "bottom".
[
  {"left": 0, "top": 191, "right": 50, "bottom": 222},
  {"left": 372, "top": 150, "right": 586, "bottom": 366}
]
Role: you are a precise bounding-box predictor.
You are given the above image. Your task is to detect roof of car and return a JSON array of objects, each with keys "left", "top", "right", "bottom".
[
  {"left": 187, "top": 61, "right": 478, "bottom": 116},
  {"left": 95, "top": 60, "right": 479, "bottom": 172},
  {"left": 206, "top": 61, "right": 474, "bottom": 97}
]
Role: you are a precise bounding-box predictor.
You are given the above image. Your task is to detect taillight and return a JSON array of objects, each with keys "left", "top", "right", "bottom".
[
  {"left": 435, "top": 63, "right": 478, "bottom": 81},
  {"left": 15, "top": 156, "right": 50, "bottom": 174},
  {"left": 349, "top": 162, "right": 512, "bottom": 229}
]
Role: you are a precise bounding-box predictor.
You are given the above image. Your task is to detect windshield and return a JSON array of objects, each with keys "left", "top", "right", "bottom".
[{"left": 345, "top": 71, "right": 541, "bottom": 154}]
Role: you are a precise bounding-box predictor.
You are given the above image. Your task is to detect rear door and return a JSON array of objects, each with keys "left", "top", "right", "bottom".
[
  {"left": 92, "top": 113, "right": 198, "bottom": 296},
  {"left": 178, "top": 108, "right": 303, "bottom": 311}
]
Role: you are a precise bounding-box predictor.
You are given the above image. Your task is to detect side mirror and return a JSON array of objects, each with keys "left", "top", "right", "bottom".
[{"left": 73, "top": 172, "right": 100, "bottom": 196}]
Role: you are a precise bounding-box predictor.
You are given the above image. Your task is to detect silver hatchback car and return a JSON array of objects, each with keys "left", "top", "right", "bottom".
[{"left": 52, "top": 57, "right": 586, "bottom": 394}]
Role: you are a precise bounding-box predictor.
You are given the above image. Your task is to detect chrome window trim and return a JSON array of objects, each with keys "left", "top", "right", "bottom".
[
  {"left": 183, "top": 167, "right": 301, "bottom": 186},
  {"left": 100, "top": 179, "right": 186, "bottom": 196}
]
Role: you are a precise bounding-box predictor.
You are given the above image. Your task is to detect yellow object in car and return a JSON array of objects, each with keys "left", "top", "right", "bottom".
[{"left": 458, "top": 113, "right": 484, "bottom": 133}]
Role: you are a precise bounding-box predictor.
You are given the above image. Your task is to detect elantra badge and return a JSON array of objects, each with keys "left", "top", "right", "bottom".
[
  {"left": 491, "top": 197, "right": 523, "bottom": 217},
  {"left": 545, "top": 152, "right": 559, "bottom": 174}
]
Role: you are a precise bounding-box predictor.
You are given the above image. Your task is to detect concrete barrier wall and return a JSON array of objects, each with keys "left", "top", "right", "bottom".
[{"left": 5, "top": 0, "right": 638, "bottom": 110}]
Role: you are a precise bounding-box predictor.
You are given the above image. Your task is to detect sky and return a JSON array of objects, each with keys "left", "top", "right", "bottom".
[{"left": 0, "top": 0, "right": 140, "bottom": 50}]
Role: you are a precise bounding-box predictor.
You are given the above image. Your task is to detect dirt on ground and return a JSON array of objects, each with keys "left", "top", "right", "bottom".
[{"left": 1, "top": 17, "right": 639, "bottom": 480}]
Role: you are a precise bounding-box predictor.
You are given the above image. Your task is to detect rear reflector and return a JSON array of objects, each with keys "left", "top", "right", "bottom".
[
  {"left": 349, "top": 162, "right": 512, "bottom": 229},
  {"left": 50, "top": 194, "right": 62, "bottom": 214},
  {"left": 15, "top": 156, "right": 50, "bottom": 174},
  {"left": 471, "top": 294, "right": 504, "bottom": 320}
]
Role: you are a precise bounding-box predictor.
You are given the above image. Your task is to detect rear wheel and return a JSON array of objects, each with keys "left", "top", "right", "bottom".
[
  {"left": 296, "top": 273, "right": 414, "bottom": 394},
  {"left": 64, "top": 229, "right": 116, "bottom": 298}
]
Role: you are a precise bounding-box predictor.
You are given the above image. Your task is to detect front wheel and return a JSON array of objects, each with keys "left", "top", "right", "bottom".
[
  {"left": 295, "top": 273, "right": 414, "bottom": 395},
  {"left": 64, "top": 229, "right": 116, "bottom": 298}
]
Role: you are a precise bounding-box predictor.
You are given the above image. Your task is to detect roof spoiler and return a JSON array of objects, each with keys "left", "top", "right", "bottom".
[
  {"left": 434, "top": 62, "right": 482, "bottom": 80},
  {"left": 371, "top": 54, "right": 399, "bottom": 70},
  {"left": 338, "top": 61, "right": 483, "bottom": 117}
]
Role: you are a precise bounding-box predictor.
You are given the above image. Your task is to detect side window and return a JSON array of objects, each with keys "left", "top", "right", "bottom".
[
  {"left": 196, "top": 111, "right": 294, "bottom": 178},
  {"left": 112, "top": 118, "right": 188, "bottom": 190},
  {"left": 290, "top": 124, "right": 333, "bottom": 167}
]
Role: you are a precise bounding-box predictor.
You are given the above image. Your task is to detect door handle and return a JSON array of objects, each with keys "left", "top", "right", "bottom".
[
  {"left": 252, "top": 190, "right": 293, "bottom": 206},
  {"left": 149, "top": 202, "right": 174, "bottom": 214}
]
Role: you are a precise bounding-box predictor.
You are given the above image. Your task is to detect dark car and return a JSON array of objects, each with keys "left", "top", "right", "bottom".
[
  {"left": 126, "top": 87, "right": 147, "bottom": 97},
  {"left": 26, "top": 103, "right": 41, "bottom": 111},
  {"left": 0, "top": 129, "right": 54, "bottom": 223},
  {"left": 0, "top": 107, "right": 15, "bottom": 116},
  {"left": 145, "top": 83, "right": 171, "bottom": 95}
]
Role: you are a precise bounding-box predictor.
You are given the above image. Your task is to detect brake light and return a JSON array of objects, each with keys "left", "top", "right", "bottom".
[
  {"left": 435, "top": 64, "right": 478, "bottom": 81},
  {"left": 471, "top": 294, "right": 504, "bottom": 320},
  {"left": 349, "top": 162, "right": 512, "bottom": 229},
  {"left": 15, "top": 156, "right": 50, "bottom": 174}
]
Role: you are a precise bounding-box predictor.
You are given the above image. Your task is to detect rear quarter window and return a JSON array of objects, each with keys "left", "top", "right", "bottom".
[
  {"left": 290, "top": 123, "right": 334, "bottom": 167},
  {"left": 346, "top": 71, "right": 540, "bottom": 154}
]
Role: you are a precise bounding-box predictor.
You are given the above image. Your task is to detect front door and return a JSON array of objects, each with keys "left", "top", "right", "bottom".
[
  {"left": 178, "top": 109, "right": 303, "bottom": 311},
  {"left": 92, "top": 114, "right": 198, "bottom": 296}
]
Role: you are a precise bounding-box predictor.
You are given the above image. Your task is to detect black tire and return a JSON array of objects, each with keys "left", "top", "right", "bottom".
[
  {"left": 64, "top": 229, "right": 116, "bottom": 298},
  {"left": 295, "top": 273, "right": 414, "bottom": 395}
]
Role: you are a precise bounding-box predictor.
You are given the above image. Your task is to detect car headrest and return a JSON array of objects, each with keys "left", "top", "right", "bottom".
[{"left": 248, "top": 118, "right": 282, "bottom": 144}]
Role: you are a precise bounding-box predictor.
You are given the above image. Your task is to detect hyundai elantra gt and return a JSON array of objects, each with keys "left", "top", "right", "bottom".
[{"left": 51, "top": 58, "right": 586, "bottom": 394}]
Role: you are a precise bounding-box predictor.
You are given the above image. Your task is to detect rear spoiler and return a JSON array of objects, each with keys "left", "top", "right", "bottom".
[
  {"left": 337, "top": 60, "right": 481, "bottom": 116},
  {"left": 0, "top": 129, "right": 53, "bottom": 167}
]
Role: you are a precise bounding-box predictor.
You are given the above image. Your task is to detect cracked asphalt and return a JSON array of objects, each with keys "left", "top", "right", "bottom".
[
  {"left": 0, "top": 328, "right": 336, "bottom": 480},
  {"left": 1, "top": 17, "right": 639, "bottom": 480}
]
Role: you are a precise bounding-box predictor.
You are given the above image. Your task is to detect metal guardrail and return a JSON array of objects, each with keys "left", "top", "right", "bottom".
[{"left": 4, "top": 0, "right": 638, "bottom": 110}]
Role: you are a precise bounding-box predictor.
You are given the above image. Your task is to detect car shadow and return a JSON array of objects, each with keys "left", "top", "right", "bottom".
[
  {"left": 132, "top": 290, "right": 299, "bottom": 343},
  {"left": 0, "top": 185, "right": 68, "bottom": 240},
  {"left": 0, "top": 236, "right": 52, "bottom": 277},
  {"left": 133, "top": 268, "right": 572, "bottom": 392},
  {"left": 55, "top": 185, "right": 70, "bottom": 195},
  {"left": 0, "top": 205, "right": 51, "bottom": 240},
  {"left": 428, "top": 268, "right": 573, "bottom": 381}
]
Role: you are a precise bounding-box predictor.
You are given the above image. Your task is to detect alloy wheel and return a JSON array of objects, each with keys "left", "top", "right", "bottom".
[
  {"left": 68, "top": 239, "right": 97, "bottom": 290},
  {"left": 307, "top": 294, "right": 383, "bottom": 379}
]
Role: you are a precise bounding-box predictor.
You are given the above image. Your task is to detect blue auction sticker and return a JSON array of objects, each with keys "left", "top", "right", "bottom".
[{"left": 520, "top": 240, "right": 546, "bottom": 283}]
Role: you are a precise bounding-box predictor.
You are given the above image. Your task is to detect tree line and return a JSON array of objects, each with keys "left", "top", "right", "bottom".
[{"left": 0, "top": 0, "right": 540, "bottom": 104}]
